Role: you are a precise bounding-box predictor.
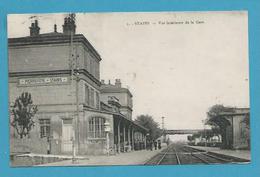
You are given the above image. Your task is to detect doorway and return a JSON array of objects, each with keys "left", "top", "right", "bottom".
[{"left": 62, "top": 119, "right": 74, "bottom": 152}]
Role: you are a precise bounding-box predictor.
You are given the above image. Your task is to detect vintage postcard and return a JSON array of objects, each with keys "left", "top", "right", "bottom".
[{"left": 8, "top": 11, "right": 250, "bottom": 167}]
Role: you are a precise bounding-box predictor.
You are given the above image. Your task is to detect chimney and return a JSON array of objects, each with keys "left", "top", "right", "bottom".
[
  {"left": 29, "top": 20, "right": 40, "bottom": 36},
  {"left": 115, "top": 79, "right": 121, "bottom": 88},
  {"left": 54, "top": 24, "right": 57, "bottom": 33},
  {"left": 62, "top": 16, "right": 76, "bottom": 35}
]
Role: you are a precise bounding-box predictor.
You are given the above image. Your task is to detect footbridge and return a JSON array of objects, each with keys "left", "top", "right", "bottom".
[{"left": 163, "top": 129, "right": 212, "bottom": 135}]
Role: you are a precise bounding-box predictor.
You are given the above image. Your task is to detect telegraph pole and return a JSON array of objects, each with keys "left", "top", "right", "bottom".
[
  {"left": 203, "top": 120, "right": 207, "bottom": 147},
  {"left": 162, "top": 117, "right": 166, "bottom": 143},
  {"left": 68, "top": 13, "right": 78, "bottom": 163},
  {"left": 162, "top": 116, "right": 165, "bottom": 130}
]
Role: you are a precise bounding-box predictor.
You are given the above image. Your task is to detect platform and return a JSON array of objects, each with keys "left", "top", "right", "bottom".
[
  {"left": 188, "top": 146, "right": 251, "bottom": 161},
  {"left": 37, "top": 149, "right": 162, "bottom": 166},
  {"left": 37, "top": 143, "right": 167, "bottom": 166}
]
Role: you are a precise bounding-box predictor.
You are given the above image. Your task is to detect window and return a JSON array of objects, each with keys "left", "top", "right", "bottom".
[
  {"left": 88, "top": 117, "right": 105, "bottom": 138},
  {"left": 84, "top": 50, "right": 88, "bottom": 71},
  {"left": 90, "top": 59, "right": 94, "bottom": 76},
  {"left": 96, "top": 91, "right": 100, "bottom": 109},
  {"left": 93, "top": 61, "right": 96, "bottom": 78},
  {"left": 39, "top": 119, "right": 50, "bottom": 138},
  {"left": 96, "top": 63, "right": 100, "bottom": 79},
  {"left": 90, "top": 88, "right": 95, "bottom": 107},
  {"left": 85, "top": 84, "right": 89, "bottom": 105}
]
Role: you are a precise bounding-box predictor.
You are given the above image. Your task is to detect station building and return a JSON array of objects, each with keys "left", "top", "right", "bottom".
[
  {"left": 220, "top": 108, "right": 250, "bottom": 149},
  {"left": 100, "top": 80, "right": 147, "bottom": 151},
  {"left": 100, "top": 79, "right": 133, "bottom": 120},
  {"left": 9, "top": 17, "right": 147, "bottom": 155}
]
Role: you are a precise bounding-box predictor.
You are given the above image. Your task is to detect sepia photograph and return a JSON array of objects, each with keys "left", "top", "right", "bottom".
[{"left": 8, "top": 11, "right": 250, "bottom": 167}]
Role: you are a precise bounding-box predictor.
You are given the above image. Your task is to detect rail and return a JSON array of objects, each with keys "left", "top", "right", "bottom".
[
  {"left": 144, "top": 143, "right": 249, "bottom": 165},
  {"left": 173, "top": 147, "right": 181, "bottom": 165},
  {"left": 156, "top": 146, "right": 170, "bottom": 165}
]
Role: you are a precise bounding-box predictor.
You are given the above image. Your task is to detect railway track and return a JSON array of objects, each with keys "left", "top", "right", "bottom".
[{"left": 144, "top": 143, "right": 249, "bottom": 165}]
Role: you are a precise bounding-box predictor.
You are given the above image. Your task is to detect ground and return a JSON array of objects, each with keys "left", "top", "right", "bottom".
[
  {"left": 189, "top": 146, "right": 251, "bottom": 160},
  {"left": 38, "top": 146, "right": 166, "bottom": 166},
  {"left": 35, "top": 143, "right": 250, "bottom": 166}
]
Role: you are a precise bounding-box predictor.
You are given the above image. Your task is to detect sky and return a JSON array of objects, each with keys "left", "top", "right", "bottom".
[{"left": 8, "top": 11, "right": 249, "bottom": 130}]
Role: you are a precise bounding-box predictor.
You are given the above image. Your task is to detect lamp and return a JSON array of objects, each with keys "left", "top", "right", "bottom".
[{"left": 104, "top": 121, "right": 111, "bottom": 155}]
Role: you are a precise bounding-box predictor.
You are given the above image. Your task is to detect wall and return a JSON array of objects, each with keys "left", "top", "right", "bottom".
[
  {"left": 8, "top": 34, "right": 113, "bottom": 156},
  {"left": 120, "top": 107, "right": 132, "bottom": 120},
  {"left": 79, "top": 110, "right": 114, "bottom": 155},
  {"left": 9, "top": 42, "right": 100, "bottom": 84},
  {"left": 100, "top": 92, "right": 127, "bottom": 106},
  {"left": 10, "top": 112, "right": 67, "bottom": 155},
  {"left": 232, "top": 115, "right": 249, "bottom": 149},
  {"left": 78, "top": 44, "right": 100, "bottom": 80},
  {"left": 224, "top": 114, "right": 250, "bottom": 149},
  {"left": 81, "top": 80, "right": 100, "bottom": 109},
  {"left": 10, "top": 108, "right": 117, "bottom": 155},
  {"left": 9, "top": 44, "right": 70, "bottom": 72},
  {"left": 100, "top": 91, "right": 133, "bottom": 119},
  {"left": 9, "top": 76, "right": 74, "bottom": 106}
]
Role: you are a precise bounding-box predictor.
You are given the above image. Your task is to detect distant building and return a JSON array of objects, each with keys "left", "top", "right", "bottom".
[
  {"left": 100, "top": 79, "right": 133, "bottom": 120},
  {"left": 9, "top": 17, "right": 147, "bottom": 156},
  {"left": 99, "top": 80, "right": 147, "bottom": 151},
  {"left": 220, "top": 108, "right": 250, "bottom": 149}
]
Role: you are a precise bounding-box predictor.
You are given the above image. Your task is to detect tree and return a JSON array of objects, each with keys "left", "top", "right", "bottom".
[
  {"left": 187, "top": 133, "right": 200, "bottom": 141},
  {"left": 10, "top": 92, "right": 38, "bottom": 139},
  {"left": 205, "top": 104, "right": 234, "bottom": 148},
  {"left": 135, "top": 114, "right": 162, "bottom": 140}
]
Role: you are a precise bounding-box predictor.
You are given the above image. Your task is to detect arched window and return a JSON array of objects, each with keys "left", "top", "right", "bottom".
[{"left": 88, "top": 117, "right": 105, "bottom": 138}]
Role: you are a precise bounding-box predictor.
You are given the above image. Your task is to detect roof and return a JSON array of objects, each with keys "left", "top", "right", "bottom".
[
  {"left": 100, "top": 85, "right": 133, "bottom": 97},
  {"left": 219, "top": 108, "right": 250, "bottom": 117},
  {"left": 8, "top": 32, "right": 102, "bottom": 61},
  {"left": 219, "top": 112, "right": 250, "bottom": 116},
  {"left": 113, "top": 113, "right": 149, "bottom": 132},
  {"left": 83, "top": 106, "right": 148, "bottom": 132}
]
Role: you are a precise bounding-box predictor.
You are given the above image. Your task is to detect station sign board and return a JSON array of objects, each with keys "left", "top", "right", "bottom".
[{"left": 18, "top": 76, "right": 70, "bottom": 86}]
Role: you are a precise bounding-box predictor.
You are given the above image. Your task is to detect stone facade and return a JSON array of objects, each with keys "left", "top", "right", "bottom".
[
  {"left": 100, "top": 79, "right": 133, "bottom": 120},
  {"left": 9, "top": 17, "right": 147, "bottom": 156},
  {"left": 221, "top": 108, "right": 250, "bottom": 149}
]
